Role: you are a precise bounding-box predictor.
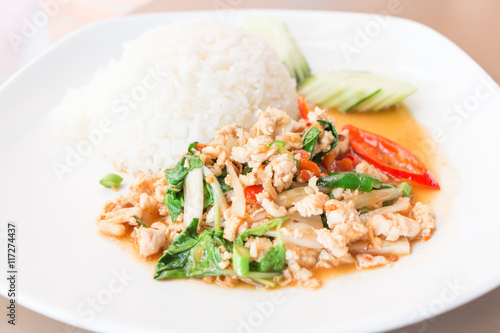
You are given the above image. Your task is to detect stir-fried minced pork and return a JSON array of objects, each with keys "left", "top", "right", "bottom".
[
  {"left": 307, "top": 106, "right": 336, "bottom": 124},
  {"left": 411, "top": 202, "right": 435, "bottom": 241},
  {"left": 355, "top": 161, "right": 389, "bottom": 183},
  {"left": 136, "top": 223, "right": 168, "bottom": 257},
  {"left": 200, "top": 145, "right": 230, "bottom": 177},
  {"left": 231, "top": 137, "right": 276, "bottom": 168},
  {"left": 317, "top": 251, "right": 355, "bottom": 269},
  {"left": 223, "top": 215, "right": 244, "bottom": 242},
  {"left": 331, "top": 129, "right": 350, "bottom": 156},
  {"left": 293, "top": 192, "right": 329, "bottom": 217},
  {"left": 316, "top": 218, "right": 368, "bottom": 259},
  {"left": 275, "top": 131, "right": 302, "bottom": 150},
  {"left": 250, "top": 107, "right": 294, "bottom": 139},
  {"left": 246, "top": 237, "right": 275, "bottom": 261},
  {"left": 212, "top": 124, "right": 248, "bottom": 149},
  {"left": 313, "top": 130, "right": 335, "bottom": 156},
  {"left": 96, "top": 105, "right": 438, "bottom": 289},
  {"left": 265, "top": 154, "right": 297, "bottom": 192},
  {"left": 324, "top": 199, "right": 360, "bottom": 228},
  {"left": 356, "top": 254, "right": 389, "bottom": 268},
  {"left": 98, "top": 220, "right": 127, "bottom": 237},
  {"left": 366, "top": 213, "right": 424, "bottom": 241},
  {"left": 239, "top": 167, "right": 271, "bottom": 187}
]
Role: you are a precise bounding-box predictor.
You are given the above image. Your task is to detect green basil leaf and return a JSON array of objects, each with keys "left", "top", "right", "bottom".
[
  {"left": 242, "top": 165, "right": 253, "bottom": 175},
  {"left": 135, "top": 218, "right": 148, "bottom": 228},
  {"left": 313, "top": 119, "right": 339, "bottom": 161},
  {"left": 317, "top": 172, "right": 382, "bottom": 192},
  {"left": 154, "top": 218, "right": 200, "bottom": 279},
  {"left": 217, "top": 168, "right": 233, "bottom": 193},
  {"left": 248, "top": 218, "right": 286, "bottom": 273},
  {"left": 235, "top": 216, "right": 290, "bottom": 246},
  {"left": 165, "top": 191, "right": 183, "bottom": 222},
  {"left": 302, "top": 126, "right": 321, "bottom": 157},
  {"left": 203, "top": 181, "right": 214, "bottom": 209},
  {"left": 249, "top": 244, "right": 286, "bottom": 272},
  {"left": 187, "top": 142, "right": 198, "bottom": 155},
  {"left": 321, "top": 214, "right": 329, "bottom": 229}
]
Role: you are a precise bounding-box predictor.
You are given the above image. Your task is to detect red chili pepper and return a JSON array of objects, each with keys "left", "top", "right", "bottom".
[
  {"left": 296, "top": 150, "right": 321, "bottom": 175},
  {"left": 342, "top": 154, "right": 359, "bottom": 166},
  {"left": 244, "top": 185, "right": 264, "bottom": 201},
  {"left": 343, "top": 124, "right": 440, "bottom": 189},
  {"left": 298, "top": 96, "right": 311, "bottom": 126},
  {"left": 334, "top": 158, "right": 353, "bottom": 172},
  {"left": 196, "top": 143, "right": 208, "bottom": 150},
  {"left": 300, "top": 171, "right": 327, "bottom": 182},
  {"left": 321, "top": 150, "right": 336, "bottom": 173},
  {"left": 321, "top": 150, "right": 354, "bottom": 173},
  {"left": 298, "top": 96, "right": 309, "bottom": 120},
  {"left": 295, "top": 149, "right": 311, "bottom": 160},
  {"left": 299, "top": 170, "right": 312, "bottom": 181}
]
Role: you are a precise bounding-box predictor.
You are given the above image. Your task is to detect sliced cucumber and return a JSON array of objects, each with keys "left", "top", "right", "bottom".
[
  {"left": 346, "top": 89, "right": 381, "bottom": 111},
  {"left": 242, "top": 17, "right": 311, "bottom": 85},
  {"left": 298, "top": 71, "right": 417, "bottom": 112}
]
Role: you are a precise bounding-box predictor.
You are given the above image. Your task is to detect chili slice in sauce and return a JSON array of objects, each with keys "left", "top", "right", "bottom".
[
  {"left": 343, "top": 124, "right": 440, "bottom": 189},
  {"left": 244, "top": 185, "right": 264, "bottom": 201},
  {"left": 298, "top": 96, "right": 309, "bottom": 121},
  {"left": 295, "top": 149, "right": 325, "bottom": 181}
]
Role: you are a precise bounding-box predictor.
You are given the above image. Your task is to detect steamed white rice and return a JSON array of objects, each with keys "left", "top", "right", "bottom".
[{"left": 51, "top": 19, "right": 298, "bottom": 173}]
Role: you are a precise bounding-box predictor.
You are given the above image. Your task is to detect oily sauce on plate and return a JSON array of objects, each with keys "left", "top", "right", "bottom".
[
  {"left": 313, "top": 105, "right": 441, "bottom": 283},
  {"left": 328, "top": 105, "right": 439, "bottom": 206}
]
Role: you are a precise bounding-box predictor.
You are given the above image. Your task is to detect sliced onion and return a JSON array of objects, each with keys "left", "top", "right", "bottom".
[
  {"left": 360, "top": 197, "right": 411, "bottom": 222},
  {"left": 290, "top": 182, "right": 307, "bottom": 189},
  {"left": 348, "top": 188, "right": 402, "bottom": 209},
  {"left": 317, "top": 186, "right": 333, "bottom": 194},
  {"left": 265, "top": 221, "right": 323, "bottom": 249},
  {"left": 277, "top": 187, "right": 308, "bottom": 208},
  {"left": 183, "top": 167, "right": 204, "bottom": 227},
  {"left": 226, "top": 162, "right": 245, "bottom": 218},
  {"left": 203, "top": 166, "right": 228, "bottom": 230},
  {"left": 349, "top": 238, "right": 410, "bottom": 255},
  {"left": 289, "top": 213, "right": 323, "bottom": 229}
]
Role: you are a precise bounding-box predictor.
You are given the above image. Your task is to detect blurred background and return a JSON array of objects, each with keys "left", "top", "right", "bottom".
[
  {"left": 1, "top": 0, "right": 499, "bottom": 332},
  {"left": 0, "top": 0, "right": 149, "bottom": 83},
  {"left": 1, "top": 0, "right": 499, "bottom": 84}
]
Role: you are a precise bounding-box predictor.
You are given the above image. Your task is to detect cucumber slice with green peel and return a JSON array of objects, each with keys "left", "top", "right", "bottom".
[
  {"left": 353, "top": 90, "right": 397, "bottom": 111},
  {"left": 346, "top": 89, "right": 381, "bottom": 111},
  {"left": 321, "top": 86, "right": 381, "bottom": 111},
  {"left": 364, "top": 89, "right": 412, "bottom": 111},
  {"left": 242, "top": 17, "right": 311, "bottom": 85},
  {"left": 300, "top": 80, "right": 341, "bottom": 102},
  {"left": 370, "top": 91, "right": 410, "bottom": 110},
  {"left": 298, "top": 71, "right": 417, "bottom": 112}
]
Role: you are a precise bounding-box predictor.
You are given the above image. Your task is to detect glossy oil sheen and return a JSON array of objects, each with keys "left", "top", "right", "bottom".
[{"left": 329, "top": 105, "right": 440, "bottom": 204}]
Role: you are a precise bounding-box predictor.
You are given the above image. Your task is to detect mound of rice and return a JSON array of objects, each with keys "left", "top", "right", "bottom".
[{"left": 51, "top": 19, "right": 298, "bottom": 173}]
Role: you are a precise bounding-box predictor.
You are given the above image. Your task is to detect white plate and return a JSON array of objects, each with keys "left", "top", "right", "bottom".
[{"left": 1, "top": 9, "right": 500, "bottom": 333}]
